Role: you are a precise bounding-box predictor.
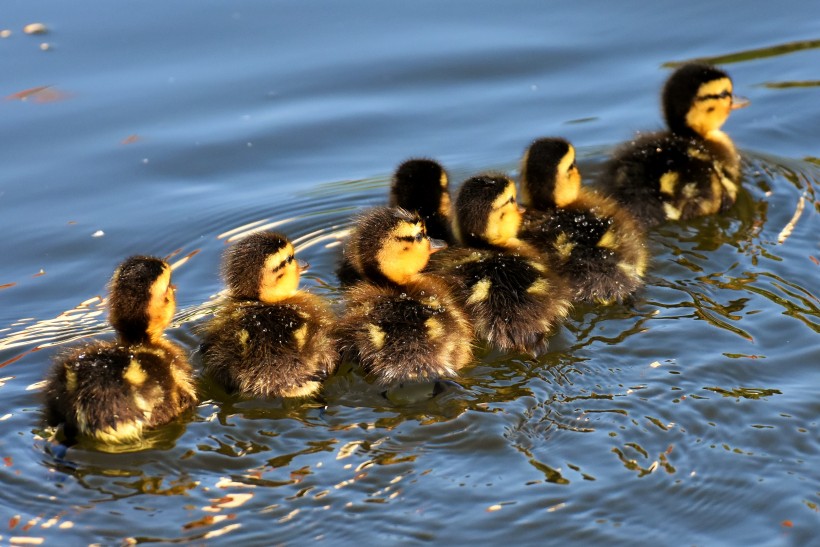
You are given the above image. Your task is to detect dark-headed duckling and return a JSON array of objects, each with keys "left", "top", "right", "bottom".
[
  {"left": 44, "top": 256, "right": 197, "bottom": 444},
  {"left": 598, "top": 62, "right": 747, "bottom": 227},
  {"left": 338, "top": 207, "right": 473, "bottom": 386},
  {"left": 201, "top": 232, "right": 338, "bottom": 398},
  {"left": 519, "top": 137, "right": 649, "bottom": 304},
  {"left": 337, "top": 158, "right": 455, "bottom": 286},
  {"left": 429, "top": 174, "right": 572, "bottom": 356}
]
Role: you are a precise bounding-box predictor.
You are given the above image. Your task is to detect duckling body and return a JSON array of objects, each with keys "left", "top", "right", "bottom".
[
  {"left": 337, "top": 158, "right": 454, "bottom": 286},
  {"left": 201, "top": 232, "right": 338, "bottom": 398},
  {"left": 598, "top": 63, "right": 745, "bottom": 227},
  {"left": 44, "top": 256, "right": 196, "bottom": 444},
  {"left": 519, "top": 137, "right": 648, "bottom": 304},
  {"left": 430, "top": 174, "right": 571, "bottom": 356},
  {"left": 338, "top": 207, "right": 472, "bottom": 385}
]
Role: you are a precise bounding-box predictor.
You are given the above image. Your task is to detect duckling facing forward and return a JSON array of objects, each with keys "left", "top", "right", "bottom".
[
  {"left": 598, "top": 62, "right": 747, "bottom": 227},
  {"left": 337, "top": 158, "right": 455, "bottom": 286},
  {"left": 519, "top": 137, "right": 649, "bottom": 304},
  {"left": 201, "top": 232, "right": 338, "bottom": 399},
  {"left": 338, "top": 207, "right": 473, "bottom": 386},
  {"left": 44, "top": 256, "right": 197, "bottom": 444},
  {"left": 429, "top": 174, "right": 572, "bottom": 356}
]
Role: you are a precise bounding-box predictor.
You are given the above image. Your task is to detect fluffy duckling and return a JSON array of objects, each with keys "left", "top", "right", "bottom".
[
  {"left": 598, "top": 62, "right": 747, "bottom": 227},
  {"left": 201, "top": 232, "right": 338, "bottom": 398},
  {"left": 429, "top": 174, "right": 572, "bottom": 356},
  {"left": 337, "top": 158, "right": 455, "bottom": 286},
  {"left": 338, "top": 207, "right": 473, "bottom": 386},
  {"left": 44, "top": 256, "right": 197, "bottom": 444},
  {"left": 519, "top": 137, "right": 649, "bottom": 304}
]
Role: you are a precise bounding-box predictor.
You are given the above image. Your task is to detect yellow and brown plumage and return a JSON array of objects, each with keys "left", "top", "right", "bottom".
[
  {"left": 201, "top": 231, "right": 338, "bottom": 398},
  {"left": 429, "top": 174, "right": 572, "bottom": 356},
  {"left": 519, "top": 137, "right": 649, "bottom": 304},
  {"left": 338, "top": 207, "right": 473, "bottom": 386},
  {"left": 597, "top": 62, "right": 747, "bottom": 227},
  {"left": 44, "top": 256, "right": 197, "bottom": 444}
]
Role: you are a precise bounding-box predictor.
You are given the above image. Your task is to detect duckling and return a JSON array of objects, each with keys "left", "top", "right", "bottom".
[
  {"left": 338, "top": 207, "right": 473, "bottom": 386},
  {"left": 336, "top": 158, "right": 455, "bottom": 286},
  {"left": 429, "top": 174, "right": 572, "bottom": 356},
  {"left": 201, "top": 231, "right": 338, "bottom": 399},
  {"left": 44, "top": 256, "right": 197, "bottom": 444},
  {"left": 519, "top": 137, "right": 649, "bottom": 304},
  {"left": 598, "top": 62, "right": 747, "bottom": 227}
]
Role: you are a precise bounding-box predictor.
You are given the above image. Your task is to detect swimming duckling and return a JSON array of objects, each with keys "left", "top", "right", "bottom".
[
  {"left": 598, "top": 62, "right": 747, "bottom": 227},
  {"left": 429, "top": 174, "right": 572, "bottom": 356},
  {"left": 201, "top": 232, "right": 338, "bottom": 398},
  {"left": 44, "top": 256, "right": 197, "bottom": 444},
  {"left": 338, "top": 207, "right": 473, "bottom": 386},
  {"left": 337, "top": 158, "right": 455, "bottom": 286},
  {"left": 519, "top": 137, "right": 649, "bottom": 304}
]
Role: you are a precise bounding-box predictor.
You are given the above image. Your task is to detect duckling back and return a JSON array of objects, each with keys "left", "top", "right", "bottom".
[
  {"left": 202, "top": 293, "right": 338, "bottom": 398},
  {"left": 45, "top": 339, "right": 196, "bottom": 443}
]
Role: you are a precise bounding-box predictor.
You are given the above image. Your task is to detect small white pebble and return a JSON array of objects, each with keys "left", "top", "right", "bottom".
[{"left": 24, "top": 23, "right": 48, "bottom": 35}]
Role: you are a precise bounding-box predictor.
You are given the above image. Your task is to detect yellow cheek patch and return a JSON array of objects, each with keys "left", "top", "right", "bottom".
[
  {"left": 260, "top": 246, "right": 300, "bottom": 303},
  {"left": 686, "top": 78, "right": 733, "bottom": 135},
  {"left": 554, "top": 149, "right": 580, "bottom": 207},
  {"left": 377, "top": 222, "right": 430, "bottom": 284},
  {"left": 147, "top": 266, "right": 174, "bottom": 339},
  {"left": 367, "top": 324, "right": 386, "bottom": 350},
  {"left": 467, "top": 278, "right": 492, "bottom": 305},
  {"left": 124, "top": 360, "right": 148, "bottom": 387},
  {"left": 486, "top": 184, "right": 521, "bottom": 245},
  {"left": 660, "top": 172, "right": 679, "bottom": 196}
]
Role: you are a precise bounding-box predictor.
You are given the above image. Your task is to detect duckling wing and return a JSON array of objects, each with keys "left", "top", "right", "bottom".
[{"left": 430, "top": 248, "right": 571, "bottom": 355}]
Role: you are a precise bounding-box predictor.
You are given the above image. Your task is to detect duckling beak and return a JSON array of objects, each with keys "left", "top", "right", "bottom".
[
  {"left": 518, "top": 205, "right": 526, "bottom": 214},
  {"left": 428, "top": 237, "right": 447, "bottom": 253},
  {"left": 297, "top": 259, "right": 310, "bottom": 273},
  {"left": 731, "top": 95, "right": 750, "bottom": 110}
]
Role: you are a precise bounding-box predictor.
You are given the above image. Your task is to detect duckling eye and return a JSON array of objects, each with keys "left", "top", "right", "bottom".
[
  {"left": 568, "top": 161, "right": 577, "bottom": 173},
  {"left": 415, "top": 232, "right": 424, "bottom": 243},
  {"left": 507, "top": 196, "right": 516, "bottom": 205},
  {"left": 287, "top": 254, "right": 295, "bottom": 264}
]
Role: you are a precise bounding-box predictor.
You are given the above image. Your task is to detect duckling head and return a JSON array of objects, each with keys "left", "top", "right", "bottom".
[
  {"left": 350, "top": 207, "right": 445, "bottom": 285},
  {"left": 389, "top": 158, "right": 452, "bottom": 226},
  {"left": 224, "top": 231, "right": 304, "bottom": 304},
  {"left": 454, "top": 174, "right": 523, "bottom": 249},
  {"left": 109, "top": 256, "right": 176, "bottom": 344},
  {"left": 663, "top": 62, "right": 745, "bottom": 138},
  {"left": 520, "top": 137, "right": 581, "bottom": 209}
]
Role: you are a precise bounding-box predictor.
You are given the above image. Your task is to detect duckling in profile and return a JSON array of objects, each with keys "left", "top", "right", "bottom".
[
  {"left": 44, "top": 256, "right": 197, "bottom": 444},
  {"left": 598, "top": 62, "right": 747, "bottom": 227},
  {"left": 201, "top": 232, "right": 338, "bottom": 399},
  {"left": 429, "top": 174, "right": 572, "bottom": 356},
  {"left": 338, "top": 207, "right": 473, "bottom": 386},
  {"left": 336, "top": 158, "right": 455, "bottom": 286},
  {"left": 519, "top": 137, "right": 649, "bottom": 304}
]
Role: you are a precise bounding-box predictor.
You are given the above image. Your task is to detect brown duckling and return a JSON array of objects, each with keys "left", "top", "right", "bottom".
[
  {"left": 338, "top": 207, "right": 473, "bottom": 386},
  {"left": 44, "top": 256, "right": 197, "bottom": 444},
  {"left": 337, "top": 158, "right": 455, "bottom": 286},
  {"left": 598, "top": 62, "right": 747, "bottom": 227},
  {"left": 429, "top": 174, "right": 572, "bottom": 356},
  {"left": 201, "top": 232, "right": 338, "bottom": 398},
  {"left": 519, "top": 137, "right": 649, "bottom": 304}
]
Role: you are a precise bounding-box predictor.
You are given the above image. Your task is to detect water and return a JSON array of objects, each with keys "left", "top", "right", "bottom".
[{"left": 2, "top": 0, "right": 819, "bottom": 544}]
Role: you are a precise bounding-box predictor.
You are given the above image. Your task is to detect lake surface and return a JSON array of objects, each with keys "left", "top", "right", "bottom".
[{"left": 1, "top": 0, "right": 819, "bottom": 544}]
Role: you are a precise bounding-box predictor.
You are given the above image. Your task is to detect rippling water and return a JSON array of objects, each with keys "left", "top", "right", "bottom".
[{"left": 2, "top": 0, "right": 819, "bottom": 544}]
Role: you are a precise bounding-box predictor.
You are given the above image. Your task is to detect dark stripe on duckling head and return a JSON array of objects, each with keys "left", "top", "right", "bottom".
[
  {"left": 109, "top": 256, "right": 169, "bottom": 344},
  {"left": 520, "top": 138, "right": 572, "bottom": 209},
  {"left": 662, "top": 62, "right": 730, "bottom": 136},
  {"left": 223, "top": 231, "right": 291, "bottom": 300}
]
